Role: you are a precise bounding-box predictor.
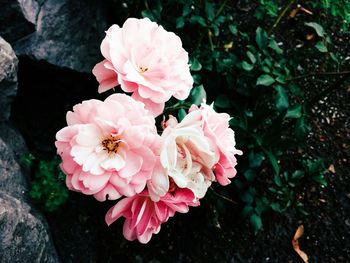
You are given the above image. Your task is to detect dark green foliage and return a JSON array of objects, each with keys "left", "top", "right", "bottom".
[
  {"left": 98, "top": 0, "right": 350, "bottom": 233},
  {"left": 21, "top": 154, "right": 68, "bottom": 212}
]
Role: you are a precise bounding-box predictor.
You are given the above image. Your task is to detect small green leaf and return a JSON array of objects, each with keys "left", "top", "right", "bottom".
[
  {"left": 270, "top": 203, "right": 282, "bottom": 213},
  {"left": 275, "top": 85, "right": 289, "bottom": 111},
  {"left": 215, "top": 95, "right": 231, "bottom": 108},
  {"left": 190, "top": 15, "right": 207, "bottom": 27},
  {"left": 176, "top": 17, "right": 185, "bottom": 28},
  {"left": 242, "top": 61, "right": 254, "bottom": 71},
  {"left": 141, "top": 9, "right": 157, "bottom": 21},
  {"left": 247, "top": 51, "right": 256, "bottom": 64},
  {"left": 244, "top": 169, "right": 255, "bottom": 182},
  {"left": 189, "top": 85, "right": 206, "bottom": 105},
  {"left": 305, "top": 22, "right": 325, "bottom": 37},
  {"left": 285, "top": 104, "right": 302, "bottom": 118},
  {"left": 315, "top": 41, "right": 328, "bottom": 52},
  {"left": 274, "top": 174, "right": 283, "bottom": 187},
  {"left": 256, "top": 74, "right": 275, "bottom": 86},
  {"left": 249, "top": 151, "right": 265, "bottom": 168},
  {"left": 242, "top": 205, "right": 254, "bottom": 217},
  {"left": 256, "top": 27, "right": 268, "bottom": 49},
  {"left": 229, "top": 24, "right": 238, "bottom": 35},
  {"left": 268, "top": 39, "right": 283, "bottom": 54},
  {"left": 241, "top": 191, "right": 254, "bottom": 204},
  {"left": 292, "top": 170, "right": 305, "bottom": 179},
  {"left": 178, "top": 109, "right": 187, "bottom": 122},
  {"left": 295, "top": 116, "right": 310, "bottom": 139},
  {"left": 205, "top": 1, "right": 215, "bottom": 21},
  {"left": 190, "top": 58, "right": 202, "bottom": 71},
  {"left": 266, "top": 150, "right": 280, "bottom": 175},
  {"left": 250, "top": 213, "right": 263, "bottom": 234}
]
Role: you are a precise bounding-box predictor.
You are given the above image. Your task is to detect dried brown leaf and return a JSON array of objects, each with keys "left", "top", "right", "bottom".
[
  {"left": 292, "top": 225, "right": 309, "bottom": 263},
  {"left": 328, "top": 164, "right": 336, "bottom": 174}
]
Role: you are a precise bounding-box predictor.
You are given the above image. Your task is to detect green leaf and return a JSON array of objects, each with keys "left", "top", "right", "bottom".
[
  {"left": 250, "top": 213, "right": 263, "bottom": 234},
  {"left": 247, "top": 51, "right": 256, "bottom": 64},
  {"left": 190, "top": 15, "right": 207, "bottom": 27},
  {"left": 176, "top": 17, "right": 185, "bottom": 28},
  {"left": 141, "top": 10, "right": 156, "bottom": 21},
  {"left": 315, "top": 41, "right": 328, "bottom": 52},
  {"left": 249, "top": 151, "right": 265, "bottom": 168},
  {"left": 241, "top": 191, "right": 254, "bottom": 204},
  {"left": 275, "top": 85, "right": 289, "bottom": 111},
  {"left": 255, "top": 27, "right": 268, "bottom": 49},
  {"left": 190, "top": 58, "right": 202, "bottom": 71},
  {"left": 182, "top": 3, "right": 191, "bottom": 16},
  {"left": 305, "top": 22, "right": 325, "bottom": 37},
  {"left": 268, "top": 39, "right": 283, "bottom": 54},
  {"left": 229, "top": 24, "right": 238, "bottom": 35},
  {"left": 256, "top": 74, "right": 275, "bottom": 86},
  {"left": 266, "top": 150, "right": 280, "bottom": 175},
  {"left": 270, "top": 203, "right": 282, "bottom": 213},
  {"left": 215, "top": 95, "right": 231, "bottom": 108},
  {"left": 274, "top": 174, "right": 283, "bottom": 187},
  {"left": 242, "top": 205, "right": 254, "bottom": 217},
  {"left": 244, "top": 169, "right": 255, "bottom": 182},
  {"left": 242, "top": 61, "right": 254, "bottom": 71},
  {"left": 178, "top": 109, "right": 187, "bottom": 122},
  {"left": 189, "top": 85, "right": 206, "bottom": 105},
  {"left": 292, "top": 170, "right": 305, "bottom": 179},
  {"left": 285, "top": 104, "right": 302, "bottom": 118},
  {"left": 205, "top": 1, "right": 215, "bottom": 21},
  {"left": 295, "top": 116, "right": 310, "bottom": 139}
]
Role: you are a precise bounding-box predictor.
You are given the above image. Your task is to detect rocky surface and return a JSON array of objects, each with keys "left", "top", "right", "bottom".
[
  {"left": 0, "top": 37, "right": 18, "bottom": 121},
  {"left": 0, "top": 191, "right": 59, "bottom": 263},
  {"left": 0, "top": 0, "right": 38, "bottom": 43},
  {"left": 13, "top": 0, "right": 108, "bottom": 73},
  {"left": 0, "top": 37, "right": 59, "bottom": 263}
]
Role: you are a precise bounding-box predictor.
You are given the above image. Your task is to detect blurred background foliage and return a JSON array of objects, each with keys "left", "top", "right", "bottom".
[{"left": 29, "top": 0, "right": 350, "bottom": 233}]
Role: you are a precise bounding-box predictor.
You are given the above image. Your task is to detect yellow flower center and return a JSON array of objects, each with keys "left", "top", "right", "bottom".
[
  {"left": 101, "top": 136, "right": 120, "bottom": 154},
  {"left": 139, "top": 66, "right": 148, "bottom": 73}
]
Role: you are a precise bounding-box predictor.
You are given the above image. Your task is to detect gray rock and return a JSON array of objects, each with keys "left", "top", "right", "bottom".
[
  {"left": 0, "top": 0, "right": 38, "bottom": 42},
  {"left": 0, "top": 191, "right": 59, "bottom": 263},
  {"left": 0, "top": 37, "right": 18, "bottom": 121},
  {"left": 0, "top": 136, "right": 28, "bottom": 200},
  {"left": 14, "top": 0, "right": 107, "bottom": 73}
]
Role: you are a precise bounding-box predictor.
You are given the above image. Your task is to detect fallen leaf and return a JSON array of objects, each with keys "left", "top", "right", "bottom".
[
  {"left": 224, "top": 41, "right": 233, "bottom": 52},
  {"left": 328, "top": 164, "right": 336, "bottom": 174},
  {"left": 292, "top": 225, "right": 309, "bottom": 263},
  {"left": 289, "top": 8, "right": 299, "bottom": 18}
]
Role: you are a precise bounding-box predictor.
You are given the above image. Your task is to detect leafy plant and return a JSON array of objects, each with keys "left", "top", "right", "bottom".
[{"left": 21, "top": 154, "right": 69, "bottom": 212}]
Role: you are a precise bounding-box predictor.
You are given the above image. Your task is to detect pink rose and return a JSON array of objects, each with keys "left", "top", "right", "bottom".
[
  {"left": 92, "top": 18, "right": 193, "bottom": 116},
  {"left": 105, "top": 188, "right": 198, "bottom": 244},
  {"left": 189, "top": 104, "right": 243, "bottom": 185},
  {"left": 55, "top": 94, "right": 159, "bottom": 201},
  {"left": 159, "top": 115, "right": 218, "bottom": 199}
]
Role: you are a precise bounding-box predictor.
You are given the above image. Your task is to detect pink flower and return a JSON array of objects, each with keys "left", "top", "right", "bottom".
[
  {"left": 189, "top": 104, "right": 243, "bottom": 185},
  {"left": 55, "top": 94, "right": 160, "bottom": 201},
  {"left": 159, "top": 115, "right": 218, "bottom": 199},
  {"left": 105, "top": 188, "right": 198, "bottom": 244},
  {"left": 92, "top": 18, "right": 193, "bottom": 116}
]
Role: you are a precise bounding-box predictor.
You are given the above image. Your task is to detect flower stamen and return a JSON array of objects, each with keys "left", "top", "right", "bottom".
[
  {"left": 139, "top": 66, "right": 148, "bottom": 73},
  {"left": 102, "top": 136, "right": 121, "bottom": 154}
]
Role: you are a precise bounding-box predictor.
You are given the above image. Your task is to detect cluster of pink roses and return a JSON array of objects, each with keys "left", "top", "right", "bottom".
[{"left": 55, "top": 18, "right": 242, "bottom": 244}]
